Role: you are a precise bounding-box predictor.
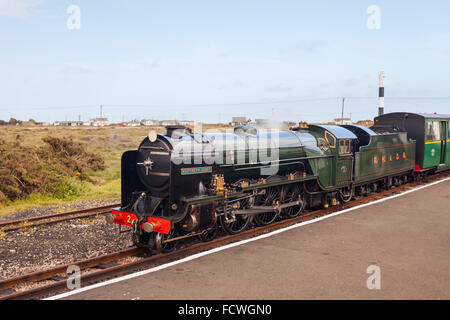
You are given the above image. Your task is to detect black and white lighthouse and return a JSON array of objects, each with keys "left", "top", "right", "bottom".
[{"left": 378, "top": 71, "right": 385, "bottom": 116}]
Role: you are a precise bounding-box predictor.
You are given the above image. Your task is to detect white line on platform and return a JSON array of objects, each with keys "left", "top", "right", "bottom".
[{"left": 44, "top": 176, "right": 450, "bottom": 300}]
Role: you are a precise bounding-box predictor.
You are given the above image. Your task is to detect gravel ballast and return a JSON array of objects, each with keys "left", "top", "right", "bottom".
[{"left": 0, "top": 201, "right": 134, "bottom": 280}]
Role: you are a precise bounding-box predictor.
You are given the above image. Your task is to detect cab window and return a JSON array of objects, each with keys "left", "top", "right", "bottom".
[
  {"left": 317, "top": 138, "right": 329, "bottom": 151},
  {"left": 339, "top": 139, "right": 351, "bottom": 155},
  {"left": 325, "top": 131, "right": 336, "bottom": 148},
  {"left": 345, "top": 140, "right": 351, "bottom": 153}
]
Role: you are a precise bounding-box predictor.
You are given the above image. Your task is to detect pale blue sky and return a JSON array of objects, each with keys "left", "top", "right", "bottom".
[{"left": 0, "top": 0, "right": 449, "bottom": 123}]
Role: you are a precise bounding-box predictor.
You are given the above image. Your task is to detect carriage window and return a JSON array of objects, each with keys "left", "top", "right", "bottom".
[{"left": 426, "top": 121, "right": 441, "bottom": 141}]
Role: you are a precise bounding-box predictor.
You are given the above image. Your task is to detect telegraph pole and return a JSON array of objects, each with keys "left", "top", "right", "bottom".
[
  {"left": 100, "top": 105, "right": 103, "bottom": 118},
  {"left": 341, "top": 98, "right": 345, "bottom": 125}
]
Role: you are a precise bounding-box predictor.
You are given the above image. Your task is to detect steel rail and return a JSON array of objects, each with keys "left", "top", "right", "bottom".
[
  {"left": 1, "top": 171, "right": 449, "bottom": 300},
  {"left": 0, "top": 247, "right": 144, "bottom": 292},
  {"left": 0, "top": 203, "right": 120, "bottom": 232}
]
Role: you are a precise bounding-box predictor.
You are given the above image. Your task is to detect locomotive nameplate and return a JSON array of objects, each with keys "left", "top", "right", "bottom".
[{"left": 180, "top": 166, "right": 213, "bottom": 175}]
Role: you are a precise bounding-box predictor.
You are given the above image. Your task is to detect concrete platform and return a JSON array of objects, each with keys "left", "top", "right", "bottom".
[{"left": 62, "top": 179, "right": 450, "bottom": 300}]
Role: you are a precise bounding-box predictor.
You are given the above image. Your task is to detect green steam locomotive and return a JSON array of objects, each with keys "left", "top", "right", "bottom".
[{"left": 106, "top": 112, "right": 450, "bottom": 252}]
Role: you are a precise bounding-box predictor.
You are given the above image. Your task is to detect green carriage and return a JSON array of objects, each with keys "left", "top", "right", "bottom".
[{"left": 373, "top": 113, "right": 450, "bottom": 174}]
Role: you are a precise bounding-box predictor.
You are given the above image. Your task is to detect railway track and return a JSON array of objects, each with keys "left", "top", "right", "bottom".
[
  {"left": 0, "top": 172, "right": 448, "bottom": 300},
  {"left": 0, "top": 203, "right": 120, "bottom": 232}
]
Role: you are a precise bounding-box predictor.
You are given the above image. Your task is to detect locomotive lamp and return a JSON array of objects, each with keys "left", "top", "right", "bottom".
[
  {"left": 143, "top": 221, "right": 163, "bottom": 233},
  {"left": 148, "top": 130, "right": 157, "bottom": 142},
  {"left": 142, "top": 222, "right": 154, "bottom": 233}
]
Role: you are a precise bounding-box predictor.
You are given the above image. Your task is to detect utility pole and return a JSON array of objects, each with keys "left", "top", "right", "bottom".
[
  {"left": 341, "top": 98, "right": 345, "bottom": 125},
  {"left": 100, "top": 105, "right": 103, "bottom": 118}
]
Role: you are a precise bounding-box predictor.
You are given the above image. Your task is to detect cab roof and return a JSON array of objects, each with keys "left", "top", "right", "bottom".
[
  {"left": 342, "top": 124, "right": 377, "bottom": 136},
  {"left": 309, "top": 125, "right": 357, "bottom": 139},
  {"left": 377, "top": 112, "right": 450, "bottom": 120},
  {"left": 416, "top": 113, "right": 450, "bottom": 119}
]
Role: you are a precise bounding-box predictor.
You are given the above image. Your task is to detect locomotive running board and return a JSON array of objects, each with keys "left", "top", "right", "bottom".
[
  {"left": 185, "top": 175, "right": 316, "bottom": 205},
  {"left": 232, "top": 200, "right": 302, "bottom": 215}
]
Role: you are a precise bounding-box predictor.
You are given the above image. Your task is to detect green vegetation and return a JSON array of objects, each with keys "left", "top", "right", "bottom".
[
  {"left": 0, "top": 126, "right": 147, "bottom": 214},
  {"left": 0, "top": 124, "right": 233, "bottom": 215},
  {"left": 0, "top": 134, "right": 108, "bottom": 212}
]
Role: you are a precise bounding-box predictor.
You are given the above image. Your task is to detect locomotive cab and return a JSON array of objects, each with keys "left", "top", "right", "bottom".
[{"left": 306, "top": 125, "right": 357, "bottom": 189}]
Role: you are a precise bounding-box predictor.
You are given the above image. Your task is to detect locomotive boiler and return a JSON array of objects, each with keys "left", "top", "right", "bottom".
[{"left": 107, "top": 124, "right": 328, "bottom": 251}]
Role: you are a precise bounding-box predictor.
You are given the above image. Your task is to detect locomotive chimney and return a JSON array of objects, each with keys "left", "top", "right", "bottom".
[{"left": 378, "top": 71, "right": 385, "bottom": 116}]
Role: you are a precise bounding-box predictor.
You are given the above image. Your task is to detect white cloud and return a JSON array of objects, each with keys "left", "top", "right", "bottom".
[{"left": 0, "top": 0, "right": 41, "bottom": 18}]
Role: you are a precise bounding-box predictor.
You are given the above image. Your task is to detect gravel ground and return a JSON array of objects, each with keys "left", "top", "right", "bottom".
[
  {"left": 0, "top": 210, "right": 133, "bottom": 280},
  {"left": 0, "top": 199, "right": 119, "bottom": 223}
]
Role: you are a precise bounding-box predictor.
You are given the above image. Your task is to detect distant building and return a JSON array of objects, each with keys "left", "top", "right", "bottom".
[
  {"left": 160, "top": 120, "right": 179, "bottom": 126},
  {"left": 333, "top": 118, "right": 353, "bottom": 125},
  {"left": 253, "top": 119, "right": 281, "bottom": 128},
  {"left": 179, "top": 120, "right": 200, "bottom": 126},
  {"left": 54, "top": 121, "right": 84, "bottom": 126},
  {"left": 123, "top": 120, "right": 141, "bottom": 127},
  {"left": 141, "top": 119, "right": 160, "bottom": 126},
  {"left": 255, "top": 119, "right": 270, "bottom": 127},
  {"left": 20, "top": 121, "right": 37, "bottom": 126},
  {"left": 89, "top": 118, "right": 109, "bottom": 127},
  {"left": 356, "top": 120, "right": 374, "bottom": 127},
  {"left": 231, "top": 117, "right": 249, "bottom": 126},
  {"left": 282, "top": 121, "right": 296, "bottom": 127}
]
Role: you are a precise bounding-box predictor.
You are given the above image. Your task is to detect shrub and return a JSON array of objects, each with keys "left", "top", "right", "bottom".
[{"left": 0, "top": 136, "right": 105, "bottom": 202}]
